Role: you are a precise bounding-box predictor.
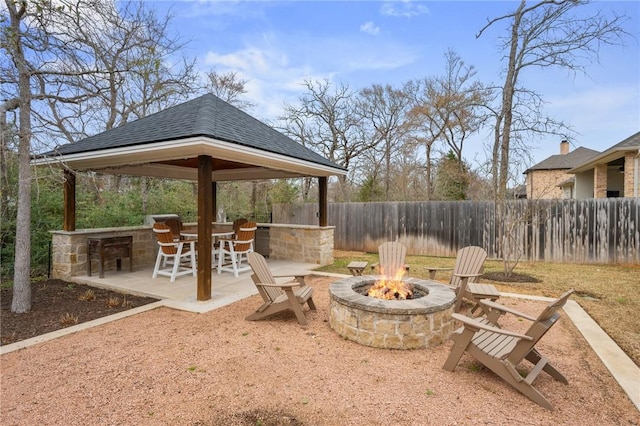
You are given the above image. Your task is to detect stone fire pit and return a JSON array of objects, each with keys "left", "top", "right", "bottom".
[{"left": 329, "top": 276, "right": 456, "bottom": 349}]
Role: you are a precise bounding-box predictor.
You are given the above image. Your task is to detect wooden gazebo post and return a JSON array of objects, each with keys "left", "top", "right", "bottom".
[
  {"left": 212, "top": 182, "right": 217, "bottom": 222},
  {"left": 319, "top": 176, "right": 327, "bottom": 227},
  {"left": 63, "top": 169, "right": 76, "bottom": 231},
  {"left": 197, "top": 155, "right": 213, "bottom": 300}
]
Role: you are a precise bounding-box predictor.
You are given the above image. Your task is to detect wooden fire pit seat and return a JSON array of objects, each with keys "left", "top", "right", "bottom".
[{"left": 347, "top": 261, "right": 369, "bottom": 276}]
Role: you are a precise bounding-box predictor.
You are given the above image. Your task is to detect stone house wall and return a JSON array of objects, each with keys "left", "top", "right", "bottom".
[
  {"left": 624, "top": 152, "right": 637, "bottom": 197},
  {"left": 526, "top": 169, "right": 573, "bottom": 199}
]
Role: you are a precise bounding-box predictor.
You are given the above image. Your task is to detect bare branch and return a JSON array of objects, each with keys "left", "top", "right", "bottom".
[{"left": 477, "top": 0, "right": 630, "bottom": 199}]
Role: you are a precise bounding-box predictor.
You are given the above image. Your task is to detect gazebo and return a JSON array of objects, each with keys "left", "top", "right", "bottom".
[{"left": 33, "top": 93, "right": 346, "bottom": 300}]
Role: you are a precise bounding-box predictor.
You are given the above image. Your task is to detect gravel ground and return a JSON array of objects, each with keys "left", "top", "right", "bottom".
[{"left": 1, "top": 276, "right": 638, "bottom": 425}]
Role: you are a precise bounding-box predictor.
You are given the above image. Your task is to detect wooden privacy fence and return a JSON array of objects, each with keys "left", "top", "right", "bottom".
[{"left": 273, "top": 199, "right": 639, "bottom": 264}]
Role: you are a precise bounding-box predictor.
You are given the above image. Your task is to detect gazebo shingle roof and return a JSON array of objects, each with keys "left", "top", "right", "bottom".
[{"left": 42, "top": 93, "right": 342, "bottom": 171}]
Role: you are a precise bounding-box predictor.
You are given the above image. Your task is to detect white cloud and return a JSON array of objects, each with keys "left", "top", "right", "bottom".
[
  {"left": 205, "top": 48, "right": 272, "bottom": 73},
  {"left": 360, "top": 21, "right": 380, "bottom": 35},
  {"left": 546, "top": 85, "right": 639, "bottom": 133},
  {"left": 381, "top": 1, "right": 429, "bottom": 18},
  {"left": 530, "top": 84, "right": 640, "bottom": 160},
  {"left": 201, "top": 31, "right": 420, "bottom": 121},
  {"left": 203, "top": 43, "right": 331, "bottom": 120}
]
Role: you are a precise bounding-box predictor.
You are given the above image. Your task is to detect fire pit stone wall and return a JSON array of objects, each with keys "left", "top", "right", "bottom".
[{"left": 329, "top": 276, "right": 456, "bottom": 350}]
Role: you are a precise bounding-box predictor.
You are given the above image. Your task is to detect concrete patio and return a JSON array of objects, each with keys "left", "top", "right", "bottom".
[{"left": 68, "top": 258, "right": 320, "bottom": 314}]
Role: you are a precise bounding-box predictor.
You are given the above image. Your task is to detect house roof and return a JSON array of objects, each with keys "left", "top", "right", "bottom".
[
  {"left": 569, "top": 131, "right": 640, "bottom": 174},
  {"left": 33, "top": 93, "right": 346, "bottom": 181},
  {"left": 524, "top": 146, "right": 600, "bottom": 174}
]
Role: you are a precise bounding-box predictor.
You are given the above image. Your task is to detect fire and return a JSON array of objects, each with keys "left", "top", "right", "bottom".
[{"left": 367, "top": 267, "right": 414, "bottom": 300}]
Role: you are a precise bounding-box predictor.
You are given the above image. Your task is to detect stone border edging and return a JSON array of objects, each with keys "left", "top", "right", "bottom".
[{"left": 0, "top": 301, "right": 165, "bottom": 355}]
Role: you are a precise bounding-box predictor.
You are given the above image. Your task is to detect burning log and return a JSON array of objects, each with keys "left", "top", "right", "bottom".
[
  {"left": 367, "top": 267, "right": 414, "bottom": 300},
  {"left": 367, "top": 280, "right": 415, "bottom": 300}
]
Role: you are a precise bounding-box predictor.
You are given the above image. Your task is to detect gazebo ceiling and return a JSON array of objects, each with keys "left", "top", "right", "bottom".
[
  {"left": 37, "top": 136, "right": 343, "bottom": 181},
  {"left": 32, "top": 93, "right": 346, "bottom": 181}
]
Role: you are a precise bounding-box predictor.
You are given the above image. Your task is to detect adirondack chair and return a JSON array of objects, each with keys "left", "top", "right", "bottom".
[
  {"left": 370, "top": 242, "right": 410, "bottom": 277},
  {"left": 218, "top": 222, "right": 257, "bottom": 277},
  {"left": 427, "top": 246, "right": 499, "bottom": 315},
  {"left": 443, "top": 289, "right": 575, "bottom": 411},
  {"left": 246, "top": 252, "right": 316, "bottom": 326},
  {"left": 152, "top": 222, "right": 197, "bottom": 282}
]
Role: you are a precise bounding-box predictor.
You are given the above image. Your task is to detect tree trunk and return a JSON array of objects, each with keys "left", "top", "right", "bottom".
[
  {"left": 251, "top": 181, "right": 257, "bottom": 218},
  {"left": 385, "top": 139, "right": 391, "bottom": 201},
  {"left": 141, "top": 176, "right": 149, "bottom": 214},
  {"left": 424, "top": 141, "right": 432, "bottom": 201},
  {"left": 496, "top": 0, "right": 525, "bottom": 200},
  {"left": 491, "top": 114, "right": 502, "bottom": 200},
  {"left": 302, "top": 177, "right": 312, "bottom": 201},
  {"left": 8, "top": 0, "right": 33, "bottom": 313}
]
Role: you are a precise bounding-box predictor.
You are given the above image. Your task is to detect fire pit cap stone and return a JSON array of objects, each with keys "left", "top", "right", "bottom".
[{"left": 329, "top": 275, "right": 455, "bottom": 315}]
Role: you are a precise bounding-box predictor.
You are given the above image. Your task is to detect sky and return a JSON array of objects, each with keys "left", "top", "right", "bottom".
[{"left": 149, "top": 0, "right": 639, "bottom": 173}]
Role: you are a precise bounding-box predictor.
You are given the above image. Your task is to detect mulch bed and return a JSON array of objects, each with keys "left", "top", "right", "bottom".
[{"left": 1, "top": 279, "right": 158, "bottom": 345}]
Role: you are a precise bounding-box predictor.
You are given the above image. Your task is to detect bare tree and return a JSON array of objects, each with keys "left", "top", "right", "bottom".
[
  {"left": 34, "top": 1, "right": 198, "bottom": 198},
  {"left": 279, "top": 80, "right": 375, "bottom": 200},
  {"left": 275, "top": 112, "right": 315, "bottom": 201},
  {"left": 477, "top": 0, "right": 628, "bottom": 199},
  {"left": 357, "top": 83, "right": 413, "bottom": 200},
  {"left": 390, "top": 141, "right": 428, "bottom": 201},
  {"left": 34, "top": 1, "right": 197, "bottom": 142},
  {"left": 407, "top": 50, "right": 489, "bottom": 199},
  {"left": 203, "top": 68, "right": 255, "bottom": 111},
  {"left": 440, "top": 55, "right": 490, "bottom": 166}
]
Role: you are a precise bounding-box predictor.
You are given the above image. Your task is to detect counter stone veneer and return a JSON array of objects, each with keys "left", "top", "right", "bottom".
[
  {"left": 268, "top": 224, "right": 334, "bottom": 265},
  {"left": 50, "top": 226, "right": 156, "bottom": 280},
  {"left": 50, "top": 223, "right": 334, "bottom": 280}
]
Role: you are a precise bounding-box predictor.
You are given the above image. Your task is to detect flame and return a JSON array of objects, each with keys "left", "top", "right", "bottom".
[{"left": 367, "top": 267, "right": 414, "bottom": 300}]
